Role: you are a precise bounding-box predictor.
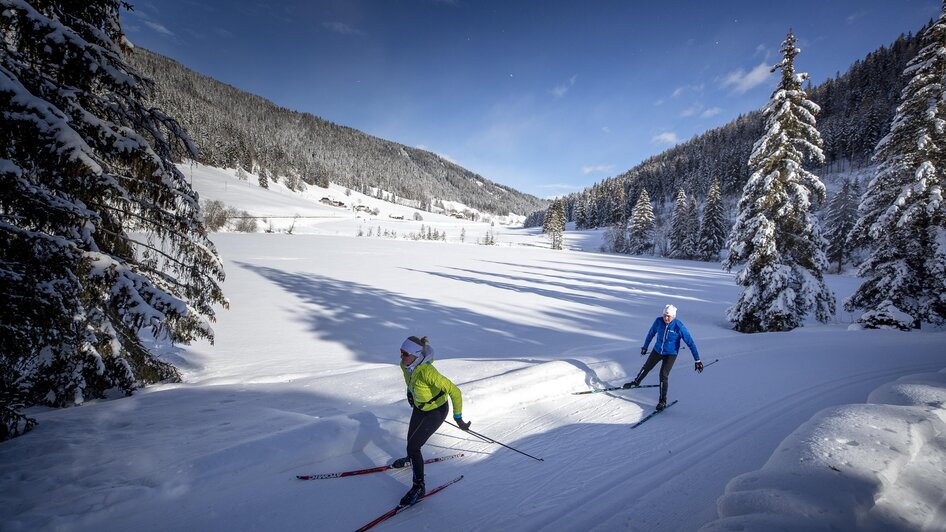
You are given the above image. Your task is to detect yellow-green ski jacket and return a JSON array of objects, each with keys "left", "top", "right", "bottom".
[{"left": 401, "top": 362, "right": 463, "bottom": 416}]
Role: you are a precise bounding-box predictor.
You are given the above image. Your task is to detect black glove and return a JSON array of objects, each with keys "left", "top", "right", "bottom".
[
  {"left": 695, "top": 361, "right": 704, "bottom": 373},
  {"left": 406, "top": 391, "right": 415, "bottom": 407},
  {"left": 640, "top": 347, "right": 648, "bottom": 356},
  {"left": 454, "top": 416, "right": 471, "bottom": 431}
]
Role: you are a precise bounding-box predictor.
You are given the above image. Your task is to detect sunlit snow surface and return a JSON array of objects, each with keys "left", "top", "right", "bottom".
[{"left": 1, "top": 164, "right": 944, "bottom": 531}]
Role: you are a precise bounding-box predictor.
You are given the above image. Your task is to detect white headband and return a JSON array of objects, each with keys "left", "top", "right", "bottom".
[
  {"left": 400, "top": 336, "right": 434, "bottom": 371},
  {"left": 400, "top": 337, "right": 425, "bottom": 358}
]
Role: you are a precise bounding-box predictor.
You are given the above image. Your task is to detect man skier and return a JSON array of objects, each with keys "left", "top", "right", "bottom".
[{"left": 624, "top": 304, "right": 703, "bottom": 410}]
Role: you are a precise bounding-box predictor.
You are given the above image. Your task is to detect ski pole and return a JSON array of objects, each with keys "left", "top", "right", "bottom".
[
  {"left": 703, "top": 358, "right": 719, "bottom": 369},
  {"left": 445, "top": 421, "right": 544, "bottom": 462}
]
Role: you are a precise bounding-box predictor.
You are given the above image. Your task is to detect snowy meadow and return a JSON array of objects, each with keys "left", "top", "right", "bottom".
[{"left": 1, "top": 165, "right": 945, "bottom": 531}]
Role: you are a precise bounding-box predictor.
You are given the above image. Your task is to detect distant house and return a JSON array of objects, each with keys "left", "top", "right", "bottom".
[
  {"left": 389, "top": 214, "right": 404, "bottom": 220},
  {"left": 354, "top": 205, "right": 371, "bottom": 212},
  {"left": 319, "top": 197, "right": 346, "bottom": 208}
]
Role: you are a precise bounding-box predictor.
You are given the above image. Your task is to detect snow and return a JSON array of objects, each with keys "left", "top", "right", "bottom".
[{"left": 1, "top": 164, "right": 945, "bottom": 531}]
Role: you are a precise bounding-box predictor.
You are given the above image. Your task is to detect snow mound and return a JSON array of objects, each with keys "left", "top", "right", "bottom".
[
  {"left": 701, "top": 369, "right": 946, "bottom": 532},
  {"left": 461, "top": 360, "right": 588, "bottom": 416}
]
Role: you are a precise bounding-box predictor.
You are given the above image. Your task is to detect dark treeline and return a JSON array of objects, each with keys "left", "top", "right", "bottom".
[
  {"left": 128, "top": 49, "right": 548, "bottom": 217},
  {"left": 527, "top": 28, "right": 924, "bottom": 232}
]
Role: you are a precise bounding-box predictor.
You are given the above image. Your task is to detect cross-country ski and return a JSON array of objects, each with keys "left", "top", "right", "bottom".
[
  {"left": 572, "top": 384, "right": 660, "bottom": 395},
  {"left": 356, "top": 475, "right": 465, "bottom": 532},
  {"left": 631, "top": 400, "right": 679, "bottom": 429},
  {"left": 296, "top": 453, "right": 464, "bottom": 480}
]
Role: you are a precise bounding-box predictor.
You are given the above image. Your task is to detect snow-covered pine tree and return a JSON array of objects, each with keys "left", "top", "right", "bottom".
[
  {"left": 627, "top": 189, "right": 656, "bottom": 255},
  {"left": 608, "top": 184, "right": 628, "bottom": 253},
  {"left": 574, "top": 195, "right": 588, "bottom": 229},
  {"left": 845, "top": 5, "right": 946, "bottom": 329},
  {"left": 546, "top": 199, "right": 566, "bottom": 250},
  {"left": 723, "top": 31, "right": 835, "bottom": 333},
  {"left": 541, "top": 205, "right": 552, "bottom": 234},
  {"left": 697, "top": 177, "right": 727, "bottom": 261},
  {"left": 0, "top": 0, "right": 226, "bottom": 440},
  {"left": 683, "top": 195, "right": 701, "bottom": 259},
  {"left": 610, "top": 182, "right": 627, "bottom": 227},
  {"left": 824, "top": 177, "right": 861, "bottom": 273},
  {"left": 668, "top": 188, "right": 689, "bottom": 258},
  {"left": 583, "top": 188, "right": 598, "bottom": 228},
  {"left": 258, "top": 167, "right": 269, "bottom": 188}
]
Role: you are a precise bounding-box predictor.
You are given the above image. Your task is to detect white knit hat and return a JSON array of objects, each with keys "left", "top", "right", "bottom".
[
  {"left": 400, "top": 336, "right": 434, "bottom": 370},
  {"left": 663, "top": 304, "right": 678, "bottom": 317}
]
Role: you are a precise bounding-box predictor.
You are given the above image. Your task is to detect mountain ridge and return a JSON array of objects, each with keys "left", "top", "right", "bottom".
[{"left": 128, "top": 48, "right": 548, "bottom": 217}]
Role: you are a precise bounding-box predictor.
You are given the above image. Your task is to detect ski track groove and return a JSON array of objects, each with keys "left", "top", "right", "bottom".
[{"left": 473, "top": 362, "right": 942, "bottom": 531}]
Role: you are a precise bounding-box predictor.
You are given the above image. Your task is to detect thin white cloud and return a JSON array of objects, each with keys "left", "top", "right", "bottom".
[
  {"left": 581, "top": 164, "right": 615, "bottom": 175},
  {"left": 681, "top": 105, "right": 700, "bottom": 117},
  {"left": 550, "top": 75, "right": 577, "bottom": 98},
  {"left": 652, "top": 132, "right": 679, "bottom": 145},
  {"left": 601, "top": 126, "right": 612, "bottom": 134},
  {"left": 702, "top": 107, "right": 722, "bottom": 118},
  {"left": 323, "top": 21, "right": 365, "bottom": 36},
  {"left": 213, "top": 27, "right": 235, "bottom": 39},
  {"left": 721, "top": 62, "right": 771, "bottom": 94},
  {"left": 146, "top": 21, "right": 173, "bottom": 36},
  {"left": 671, "top": 84, "right": 704, "bottom": 98},
  {"left": 847, "top": 11, "right": 867, "bottom": 24},
  {"left": 127, "top": 10, "right": 175, "bottom": 37}
]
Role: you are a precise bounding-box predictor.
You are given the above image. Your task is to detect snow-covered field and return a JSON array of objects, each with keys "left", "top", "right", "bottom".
[{"left": 1, "top": 165, "right": 945, "bottom": 531}]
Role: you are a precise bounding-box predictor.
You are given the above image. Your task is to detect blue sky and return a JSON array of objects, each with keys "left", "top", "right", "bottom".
[{"left": 122, "top": 0, "right": 939, "bottom": 198}]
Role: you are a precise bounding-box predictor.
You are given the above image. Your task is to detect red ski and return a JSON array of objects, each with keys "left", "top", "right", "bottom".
[
  {"left": 296, "top": 453, "right": 464, "bottom": 480},
  {"left": 356, "top": 475, "right": 465, "bottom": 532}
]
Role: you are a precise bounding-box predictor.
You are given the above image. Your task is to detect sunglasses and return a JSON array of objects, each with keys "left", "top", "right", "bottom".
[{"left": 400, "top": 350, "right": 413, "bottom": 358}]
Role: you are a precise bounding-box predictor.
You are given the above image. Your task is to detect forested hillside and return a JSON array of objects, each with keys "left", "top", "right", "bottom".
[
  {"left": 128, "top": 49, "right": 547, "bottom": 217},
  {"left": 534, "top": 27, "right": 924, "bottom": 229}
]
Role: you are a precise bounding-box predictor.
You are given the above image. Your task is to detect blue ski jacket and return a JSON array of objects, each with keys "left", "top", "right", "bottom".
[{"left": 642, "top": 317, "right": 701, "bottom": 360}]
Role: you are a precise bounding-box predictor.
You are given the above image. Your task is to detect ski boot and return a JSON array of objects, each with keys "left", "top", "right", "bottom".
[
  {"left": 390, "top": 457, "right": 410, "bottom": 469},
  {"left": 400, "top": 479, "right": 425, "bottom": 506}
]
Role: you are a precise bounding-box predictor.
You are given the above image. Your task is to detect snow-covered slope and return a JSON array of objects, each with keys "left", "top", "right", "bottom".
[
  {"left": 1, "top": 165, "right": 944, "bottom": 531},
  {"left": 182, "top": 162, "right": 528, "bottom": 242}
]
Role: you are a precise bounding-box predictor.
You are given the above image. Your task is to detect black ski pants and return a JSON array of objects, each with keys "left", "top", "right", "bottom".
[
  {"left": 406, "top": 401, "right": 448, "bottom": 483},
  {"left": 634, "top": 351, "right": 677, "bottom": 402}
]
